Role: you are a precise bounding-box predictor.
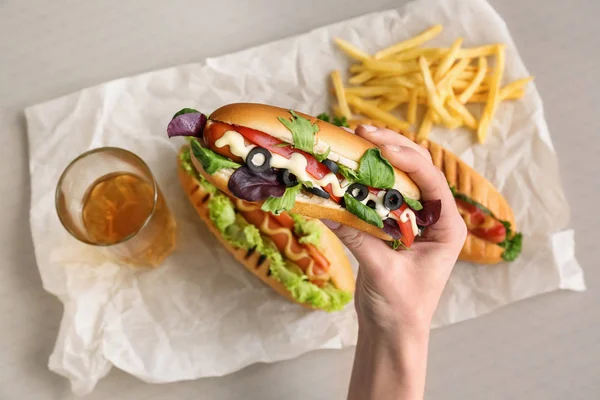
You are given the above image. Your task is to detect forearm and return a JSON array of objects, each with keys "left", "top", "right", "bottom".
[{"left": 347, "top": 326, "right": 430, "bottom": 400}]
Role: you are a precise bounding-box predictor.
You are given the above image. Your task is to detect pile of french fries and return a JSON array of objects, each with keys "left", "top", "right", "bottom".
[{"left": 330, "top": 25, "right": 533, "bottom": 143}]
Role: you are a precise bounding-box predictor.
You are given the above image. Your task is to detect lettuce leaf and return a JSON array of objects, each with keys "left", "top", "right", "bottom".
[
  {"left": 261, "top": 184, "right": 302, "bottom": 215},
  {"left": 290, "top": 213, "right": 322, "bottom": 248},
  {"left": 179, "top": 146, "right": 216, "bottom": 194},
  {"left": 278, "top": 110, "right": 330, "bottom": 163},
  {"left": 191, "top": 138, "right": 240, "bottom": 174},
  {"left": 208, "top": 195, "right": 236, "bottom": 232}
]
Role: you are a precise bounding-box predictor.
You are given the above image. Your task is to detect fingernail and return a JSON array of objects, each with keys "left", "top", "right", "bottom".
[
  {"left": 382, "top": 144, "right": 403, "bottom": 152},
  {"left": 342, "top": 127, "right": 354, "bottom": 133},
  {"left": 360, "top": 124, "right": 378, "bottom": 132},
  {"left": 321, "top": 219, "right": 341, "bottom": 230}
]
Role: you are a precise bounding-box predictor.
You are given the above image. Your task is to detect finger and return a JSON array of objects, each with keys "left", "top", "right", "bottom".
[
  {"left": 380, "top": 145, "right": 461, "bottom": 241},
  {"left": 321, "top": 219, "right": 390, "bottom": 267},
  {"left": 356, "top": 125, "right": 432, "bottom": 162}
]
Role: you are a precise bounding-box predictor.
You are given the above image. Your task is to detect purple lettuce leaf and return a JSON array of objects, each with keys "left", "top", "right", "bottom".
[
  {"left": 228, "top": 165, "right": 285, "bottom": 202},
  {"left": 167, "top": 112, "right": 207, "bottom": 138},
  {"left": 383, "top": 218, "right": 402, "bottom": 240},
  {"left": 413, "top": 199, "right": 442, "bottom": 226}
]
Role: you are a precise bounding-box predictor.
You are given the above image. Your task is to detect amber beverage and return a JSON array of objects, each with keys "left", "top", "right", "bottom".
[{"left": 56, "top": 147, "right": 176, "bottom": 267}]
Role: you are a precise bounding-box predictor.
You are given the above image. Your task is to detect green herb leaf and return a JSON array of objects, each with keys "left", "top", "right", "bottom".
[
  {"left": 333, "top": 116, "right": 349, "bottom": 127},
  {"left": 316, "top": 112, "right": 349, "bottom": 127},
  {"left": 357, "top": 148, "right": 395, "bottom": 189},
  {"left": 337, "top": 164, "right": 360, "bottom": 182},
  {"left": 450, "top": 186, "right": 494, "bottom": 216},
  {"left": 343, "top": 193, "right": 383, "bottom": 228},
  {"left": 316, "top": 113, "right": 331, "bottom": 123},
  {"left": 172, "top": 108, "right": 199, "bottom": 120},
  {"left": 190, "top": 138, "right": 240, "bottom": 174},
  {"left": 404, "top": 197, "right": 423, "bottom": 211},
  {"left": 261, "top": 184, "right": 303, "bottom": 215},
  {"left": 498, "top": 232, "right": 523, "bottom": 261},
  {"left": 278, "top": 110, "right": 319, "bottom": 154},
  {"left": 390, "top": 239, "right": 409, "bottom": 250}
]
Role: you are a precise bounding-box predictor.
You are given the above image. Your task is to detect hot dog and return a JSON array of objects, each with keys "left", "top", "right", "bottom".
[
  {"left": 177, "top": 145, "right": 355, "bottom": 311},
  {"left": 167, "top": 103, "right": 443, "bottom": 249}
]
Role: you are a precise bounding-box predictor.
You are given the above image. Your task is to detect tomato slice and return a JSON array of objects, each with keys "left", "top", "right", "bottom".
[
  {"left": 391, "top": 204, "right": 416, "bottom": 248},
  {"left": 233, "top": 125, "right": 331, "bottom": 179},
  {"left": 323, "top": 184, "right": 341, "bottom": 203},
  {"left": 471, "top": 222, "right": 506, "bottom": 244},
  {"left": 455, "top": 198, "right": 506, "bottom": 243}
]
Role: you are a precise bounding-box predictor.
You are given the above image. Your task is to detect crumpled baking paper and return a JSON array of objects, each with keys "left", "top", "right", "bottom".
[{"left": 25, "top": 0, "right": 584, "bottom": 394}]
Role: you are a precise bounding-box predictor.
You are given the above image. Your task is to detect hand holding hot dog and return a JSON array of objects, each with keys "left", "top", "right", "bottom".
[{"left": 334, "top": 125, "right": 466, "bottom": 400}]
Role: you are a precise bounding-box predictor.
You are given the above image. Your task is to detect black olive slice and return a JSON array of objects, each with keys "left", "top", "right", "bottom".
[
  {"left": 246, "top": 147, "right": 271, "bottom": 173},
  {"left": 346, "top": 183, "right": 369, "bottom": 201},
  {"left": 321, "top": 159, "right": 339, "bottom": 174},
  {"left": 383, "top": 189, "right": 404, "bottom": 211},
  {"left": 277, "top": 169, "right": 298, "bottom": 187},
  {"left": 307, "top": 185, "right": 331, "bottom": 199}
]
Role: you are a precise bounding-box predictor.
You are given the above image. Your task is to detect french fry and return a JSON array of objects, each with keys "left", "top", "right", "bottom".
[
  {"left": 407, "top": 89, "right": 418, "bottom": 125},
  {"left": 469, "top": 90, "right": 523, "bottom": 102},
  {"left": 391, "top": 47, "right": 445, "bottom": 61},
  {"left": 447, "top": 94, "right": 477, "bottom": 129},
  {"left": 437, "top": 58, "right": 471, "bottom": 90},
  {"left": 344, "top": 86, "right": 404, "bottom": 97},
  {"left": 347, "top": 96, "right": 411, "bottom": 131},
  {"left": 417, "top": 109, "right": 434, "bottom": 141},
  {"left": 498, "top": 76, "right": 533, "bottom": 99},
  {"left": 458, "top": 56, "right": 488, "bottom": 103},
  {"left": 457, "top": 45, "right": 498, "bottom": 58},
  {"left": 375, "top": 25, "right": 443, "bottom": 59},
  {"left": 363, "top": 59, "right": 421, "bottom": 75},
  {"left": 418, "top": 56, "right": 458, "bottom": 128},
  {"left": 331, "top": 70, "right": 352, "bottom": 120},
  {"left": 477, "top": 45, "right": 505, "bottom": 143},
  {"left": 434, "top": 37, "right": 463, "bottom": 81},
  {"left": 348, "top": 70, "right": 375, "bottom": 85},
  {"left": 333, "top": 38, "right": 371, "bottom": 61},
  {"left": 365, "top": 76, "right": 417, "bottom": 89},
  {"left": 378, "top": 99, "right": 402, "bottom": 112},
  {"left": 349, "top": 64, "right": 366, "bottom": 73}
]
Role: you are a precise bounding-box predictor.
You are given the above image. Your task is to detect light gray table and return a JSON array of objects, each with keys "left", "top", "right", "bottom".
[{"left": 1, "top": 1, "right": 598, "bottom": 399}]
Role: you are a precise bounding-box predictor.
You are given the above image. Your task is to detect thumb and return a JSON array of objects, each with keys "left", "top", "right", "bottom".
[{"left": 321, "top": 219, "right": 389, "bottom": 265}]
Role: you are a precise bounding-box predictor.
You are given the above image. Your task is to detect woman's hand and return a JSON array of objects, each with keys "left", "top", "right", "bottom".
[{"left": 325, "top": 125, "right": 467, "bottom": 400}]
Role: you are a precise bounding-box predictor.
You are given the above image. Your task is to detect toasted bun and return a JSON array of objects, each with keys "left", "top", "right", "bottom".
[
  {"left": 190, "top": 153, "right": 393, "bottom": 241},
  {"left": 209, "top": 103, "right": 420, "bottom": 200},
  {"left": 178, "top": 149, "right": 355, "bottom": 308},
  {"left": 347, "top": 119, "right": 516, "bottom": 264}
]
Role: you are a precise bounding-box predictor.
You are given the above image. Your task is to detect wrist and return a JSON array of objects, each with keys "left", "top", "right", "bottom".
[{"left": 348, "top": 326, "right": 430, "bottom": 400}]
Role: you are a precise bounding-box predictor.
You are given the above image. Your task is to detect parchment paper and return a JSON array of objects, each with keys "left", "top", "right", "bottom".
[{"left": 25, "top": 0, "right": 584, "bottom": 394}]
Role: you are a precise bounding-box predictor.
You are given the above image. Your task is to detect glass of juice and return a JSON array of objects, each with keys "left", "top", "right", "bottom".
[{"left": 55, "top": 147, "right": 176, "bottom": 267}]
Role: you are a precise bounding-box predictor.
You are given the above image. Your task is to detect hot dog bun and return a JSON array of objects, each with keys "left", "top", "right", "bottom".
[
  {"left": 209, "top": 103, "right": 421, "bottom": 200},
  {"left": 178, "top": 148, "right": 355, "bottom": 308},
  {"left": 347, "top": 120, "right": 516, "bottom": 264}
]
